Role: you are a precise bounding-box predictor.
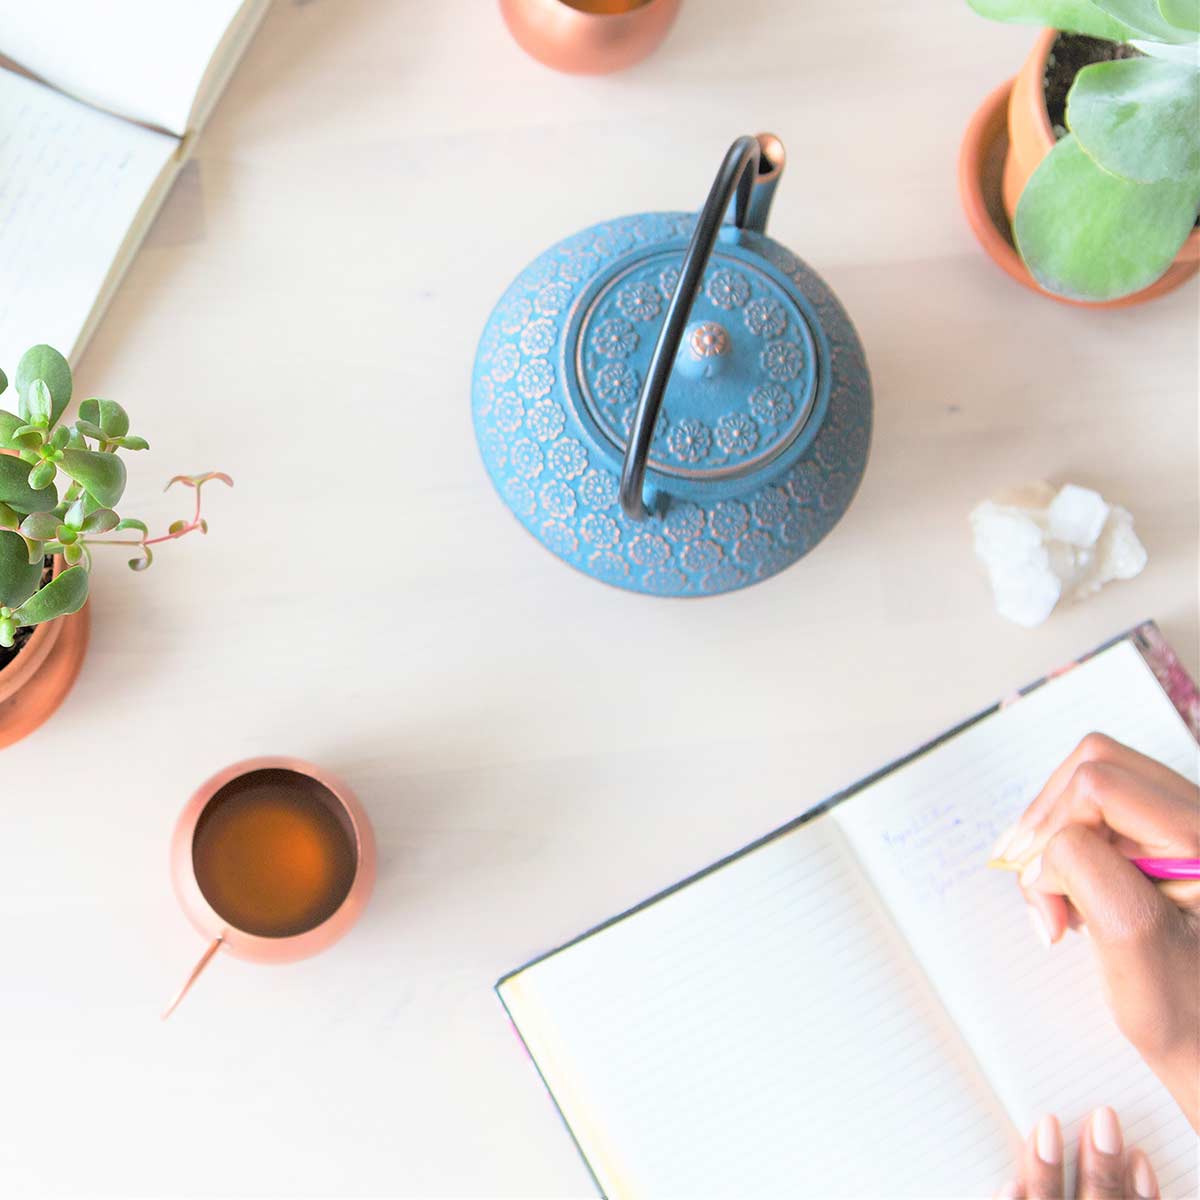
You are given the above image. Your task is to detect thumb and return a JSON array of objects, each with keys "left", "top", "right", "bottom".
[{"left": 1023, "top": 822, "right": 1181, "bottom": 968}]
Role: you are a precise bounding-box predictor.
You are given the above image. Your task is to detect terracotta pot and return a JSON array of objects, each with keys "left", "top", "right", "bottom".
[
  {"left": 499, "top": 0, "right": 681, "bottom": 75},
  {"left": 971, "top": 27, "right": 1199, "bottom": 308},
  {"left": 0, "top": 552, "right": 90, "bottom": 750}
]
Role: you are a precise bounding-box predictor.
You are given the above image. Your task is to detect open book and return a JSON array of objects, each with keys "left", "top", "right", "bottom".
[
  {"left": 499, "top": 629, "right": 1200, "bottom": 1198},
  {"left": 0, "top": 0, "right": 270, "bottom": 366}
]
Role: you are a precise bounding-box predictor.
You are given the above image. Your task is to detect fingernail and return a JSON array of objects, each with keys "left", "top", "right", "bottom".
[
  {"left": 1036, "top": 1114, "right": 1061, "bottom": 1165},
  {"left": 995, "top": 1180, "right": 1021, "bottom": 1200},
  {"left": 1028, "top": 905, "right": 1052, "bottom": 947},
  {"left": 1020, "top": 855, "right": 1043, "bottom": 887},
  {"left": 990, "top": 825, "right": 1017, "bottom": 860},
  {"left": 1090, "top": 1106, "right": 1121, "bottom": 1156},
  {"left": 1133, "top": 1153, "right": 1157, "bottom": 1198},
  {"left": 1007, "top": 827, "right": 1036, "bottom": 860}
]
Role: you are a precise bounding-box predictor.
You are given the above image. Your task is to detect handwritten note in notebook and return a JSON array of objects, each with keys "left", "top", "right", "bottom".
[{"left": 499, "top": 636, "right": 1200, "bottom": 1198}]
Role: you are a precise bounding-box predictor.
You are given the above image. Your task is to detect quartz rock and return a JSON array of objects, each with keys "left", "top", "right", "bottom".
[{"left": 970, "top": 482, "right": 1147, "bottom": 627}]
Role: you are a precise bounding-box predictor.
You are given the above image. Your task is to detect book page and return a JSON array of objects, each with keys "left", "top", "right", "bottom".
[
  {"left": 836, "top": 640, "right": 1200, "bottom": 1196},
  {"left": 0, "top": 71, "right": 177, "bottom": 367},
  {"left": 500, "top": 816, "right": 1014, "bottom": 1198},
  {"left": 0, "top": 0, "right": 249, "bottom": 136}
]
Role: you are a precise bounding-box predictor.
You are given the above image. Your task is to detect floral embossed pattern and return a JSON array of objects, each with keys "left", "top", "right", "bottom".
[
  {"left": 472, "top": 212, "right": 872, "bottom": 596},
  {"left": 579, "top": 249, "right": 819, "bottom": 475}
]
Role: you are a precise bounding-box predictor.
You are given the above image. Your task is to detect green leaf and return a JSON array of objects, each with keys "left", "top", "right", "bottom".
[
  {"left": 1015, "top": 133, "right": 1200, "bottom": 298},
  {"left": 62, "top": 542, "right": 82, "bottom": 565},
  {"left": 128, "top": 544, "right": 153, "bottom": 572},
  {"left": 14, "top": 345, "right": 71, "bottom": 426},
  {"left": 78, "top": 398, "right": 130, "bottom": 438},
  {"left": 1092, "top": 0, "right": 1200, "bottom": 37},
  {"left": 111, "top": 435, "right": 149, "bottom": 451},
  {"left": 0, "top": 367, "right": 7, "bottom": 396},
  {"left": 967, "top": 0, "right": 1145, "bottom": 39},
  {"left": 1159, "top": 0, "right": 1200, "bottom": 32},
  {"left": 12, "top": 564, "right": 88, "bottom": 626},
  {"left": 0, "top": 456, "right": 55, "bottom": 514},
  {"left": 114, "top": 517, "right": 148, "bottom": 535},
  {"left": 0, "top": 617, "right": 14, "bottom": 649},
  {"left": 63, "top": 496, "right": 85, "bottom": 529},
  {"left": 28, "top": 461, "right": 56, "bottom": 491},
  {"left": 168, "top": 519, "right": 188, "bottom": 535},
  {"left": 18, "top": 512, "right": 59, "bottom": 541},
  {"left": 0, "top": 502, "right": 20, "bottom": 529},
  {"left": 49, "top": 425, "right": 71, "bottom": 451},
  {"left": 0, "top": 409, "right": 21, "bottom": 450},
  {"left": 73, "top": 419, "right": 105, "bottom": 441},
  {"left": 60, "top": 448, "right": 126, "bottom": 508},
  {"left": 24, "top": 379, "right": 52, "bottom": 427},
  {"left": 1069, "top": 58, "right": 1200, "bottom": 182},
  {"left": 12, "top": 425, "right": 44, "bottom": 448},
  {"left": 0, "top": 529, "right": 44, "bottom": 607},
  {"left": 80, "top": 507, "right": 119, "bottom": 534}
]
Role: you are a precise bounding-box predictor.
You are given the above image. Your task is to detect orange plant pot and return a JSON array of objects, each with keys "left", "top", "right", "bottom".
[
  {"left": 961, "top": 27, "right": 1200, "bottom": 308},
  {"left": 0, "top": 554, "right": 89, "bottom": 749}
]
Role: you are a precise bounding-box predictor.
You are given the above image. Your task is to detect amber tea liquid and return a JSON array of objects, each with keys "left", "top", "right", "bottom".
[{"left": 192, "top": 769, "right": 358, "bottom": 938}]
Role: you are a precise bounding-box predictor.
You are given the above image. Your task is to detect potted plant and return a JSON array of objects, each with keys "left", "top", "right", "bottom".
[
  {"left": 0, "top": 344, "right": 230, "bottom": 747},
  {"left": 960, "top": 0, "right": 1200, "bottom": 306}
]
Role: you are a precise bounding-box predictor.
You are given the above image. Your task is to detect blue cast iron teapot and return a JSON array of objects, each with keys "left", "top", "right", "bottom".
[{"left": 472, "top": 134, "right": 872, "bottom": 597}]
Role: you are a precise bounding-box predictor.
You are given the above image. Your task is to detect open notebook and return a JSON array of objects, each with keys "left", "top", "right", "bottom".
[
  {"left": 499, "top": 628, "right": 1200, "bottom": 1198},
  {"left": 0, "top": 0, "right": 270, "bottom": 366}
]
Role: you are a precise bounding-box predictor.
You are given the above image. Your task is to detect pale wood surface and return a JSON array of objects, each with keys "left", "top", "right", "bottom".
[{"left": 2, "top": 2, "right": 1197, "bottom": 1197}]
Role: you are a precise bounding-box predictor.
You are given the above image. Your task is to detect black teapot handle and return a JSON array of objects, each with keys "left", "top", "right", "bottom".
[{"left": 618, "top": 135, "right": 763, "bottom": 521}]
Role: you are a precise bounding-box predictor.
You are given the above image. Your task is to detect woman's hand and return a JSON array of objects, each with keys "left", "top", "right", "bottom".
[
  {"left": 991, "top": 733, "right": 1200, "bottom": 1130},
  {"left": 995, "top": 1109, "right": 1160, "bottom": 1199}
]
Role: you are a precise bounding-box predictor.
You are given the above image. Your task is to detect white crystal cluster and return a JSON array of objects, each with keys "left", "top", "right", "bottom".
[{"left": 970, "top": 482, "right": 1147, "bottom": 627}]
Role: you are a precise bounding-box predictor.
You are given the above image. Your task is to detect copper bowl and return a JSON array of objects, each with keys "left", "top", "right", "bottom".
[{"left": 499, "top": 0, "right": 681, "bottom": 75}]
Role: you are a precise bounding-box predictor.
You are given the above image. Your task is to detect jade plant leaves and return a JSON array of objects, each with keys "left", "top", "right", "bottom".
[
  {"left": 1069, "top": 58, "right": 1200, "bottom": 182},
  {"left": 25, "top": 380, "right": 52, "bottom": 428},
  {"left": 11, "top": 564, "right": 88, "bottom": 627},
  {"left": 1159, "top": 0, "right": 1200, "bottom": 31},
  {"left": 1092, "top": 0, "right": 1200, "bottom": 37},
  {"left": 0, "top": 409, "right": 22, "bottom": 450},
  {"left": 966, "top": 0, "right": 1146, "bottom": 39},
  {"left": 60, "top": 448, "right": 127, "bottom": 508},
  {"left": 0, "top": 453, "right": 57, "bottom": 515},
  {"left": 0, "top": 529, "right": 43, "bottom": 608},
  {"left": 14, "top": 345, "right": 72, "bottom": 427},
  {"left": 78, "top": 398, "right": 130, "bottom": 439},
  {"left": 1015, "top": 133, "right": 1200, "bottom": 299}
]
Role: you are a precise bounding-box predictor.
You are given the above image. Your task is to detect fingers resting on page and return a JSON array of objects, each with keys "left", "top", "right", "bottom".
[{"left": 994, "top": 1109, "right": 1160, "bottom": 1200}]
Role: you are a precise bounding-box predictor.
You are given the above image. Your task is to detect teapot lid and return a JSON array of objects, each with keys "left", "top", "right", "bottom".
[{"left": 566, "top": 237, "right": 820, "bottom": 487}]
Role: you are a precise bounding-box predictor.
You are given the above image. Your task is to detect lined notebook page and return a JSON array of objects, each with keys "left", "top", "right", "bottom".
[
  {"left": 500, "top": 817, "right": 1013, "bottom": 1198},
  {"left": 837, "top": 640, "right": 1200, "bottom": 1197},
  {"left": 0, "top": 70, "right": 176, "bottom": 365}
]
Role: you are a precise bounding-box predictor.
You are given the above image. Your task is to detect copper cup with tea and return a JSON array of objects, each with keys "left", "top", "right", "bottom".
[{"left": 164, "top": 757, "right": 376, "bottom": 1017}]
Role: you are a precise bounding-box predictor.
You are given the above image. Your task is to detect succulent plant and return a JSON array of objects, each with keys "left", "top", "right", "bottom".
[
  {"left": 0, "top": 345, "right": 230, "bottom": 651},
  {"left": 970, "top": 0, "right": 1200, "bottom": 300}
]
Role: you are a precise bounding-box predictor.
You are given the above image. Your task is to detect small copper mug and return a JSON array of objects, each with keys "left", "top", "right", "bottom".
[
  {"left": 164, "top": 757, "right": 376, "bottom": 1018},
  {"left": 499, "top": 0, "right": 681, "bottom": 75}
]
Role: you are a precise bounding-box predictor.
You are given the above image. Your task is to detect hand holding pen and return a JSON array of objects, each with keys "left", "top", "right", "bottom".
[{"left": 989, "top": 733, "right": 1200, "bottom": 1134}]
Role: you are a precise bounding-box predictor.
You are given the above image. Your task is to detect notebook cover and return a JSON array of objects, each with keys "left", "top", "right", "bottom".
[{"left": 496, "top": 620, "right": 1200, "bottom": 1197}]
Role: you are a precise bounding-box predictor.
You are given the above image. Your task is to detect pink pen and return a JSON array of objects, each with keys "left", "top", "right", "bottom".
[{"left": 1131, "top": 858, "right": 1200, "bottom": 881}]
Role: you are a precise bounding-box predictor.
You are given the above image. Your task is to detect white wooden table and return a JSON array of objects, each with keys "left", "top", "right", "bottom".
[{"left": 2, "top": 2, "right": 1196, "bottom": 1196}]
